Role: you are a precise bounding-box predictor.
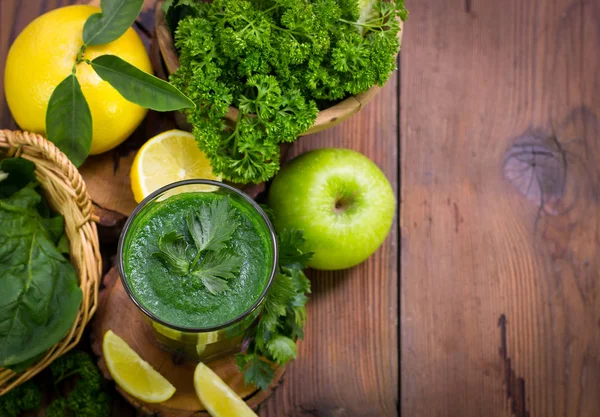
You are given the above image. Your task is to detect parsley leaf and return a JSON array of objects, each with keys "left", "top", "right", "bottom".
[
  {"left": 236, "top": 228, "right": 312, "bottom": 390},
  {"left": 191, "top": 250, "right": 242, "bottom": 295},
  {"left": 155, "top": 198, "right": 241, "bottom": 293},
  {"left": 186, "top": 198, "right": 238, "bottom": 253},
  {"left": 236, "top": 354, "right": 275, "bottom": 391},
  {"left": 171, "top": 0, "right": 407, "bottom": 184},
  {"left": 266, "top": 335, "right": 297, "bottom": 365},
  {"left": 153, "top": 231, "right": 189, "bottom": 276},
  {"left": 263, "top": 273, "right": 296, "bottom": 325},
  {"left": 277, "top": 229, "right": 314, "bottom": 269}
]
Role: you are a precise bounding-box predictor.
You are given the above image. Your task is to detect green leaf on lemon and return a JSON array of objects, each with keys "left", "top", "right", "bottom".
[
  {"left": 83, "top": 0, "right": 144, "bottom": 46},
  {"left": 90, "top": 55, "right": 195, "bottom": 111},
  {"left": 45, "top": 74, "right": 92, "bottom": 167}
]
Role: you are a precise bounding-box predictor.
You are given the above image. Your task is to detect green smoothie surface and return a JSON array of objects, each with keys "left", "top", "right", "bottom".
[{"left": 122, "top": 191, "right": 274, "bottom": 329}]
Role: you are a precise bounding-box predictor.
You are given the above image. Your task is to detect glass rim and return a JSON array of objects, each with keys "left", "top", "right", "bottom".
[{"left": 117, "top": 179, "right": 279, "bottom": 333}]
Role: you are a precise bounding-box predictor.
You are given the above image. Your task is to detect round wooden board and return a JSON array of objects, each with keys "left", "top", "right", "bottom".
[{"left": 91, "top": 267, "right": 285, "bottom": 416}]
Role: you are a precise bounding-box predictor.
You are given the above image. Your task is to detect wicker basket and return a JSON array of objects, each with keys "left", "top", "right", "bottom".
[
  {"left": 153, "top": 0, "right": 404, "bottom": 135},
  {"left": 0, "top": 130, "right": 102, "bottom": 395}
]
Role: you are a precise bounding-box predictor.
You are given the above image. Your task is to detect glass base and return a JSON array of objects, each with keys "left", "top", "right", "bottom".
[{"left": 146, "top": 308, "right": 260, "bottom": 361}]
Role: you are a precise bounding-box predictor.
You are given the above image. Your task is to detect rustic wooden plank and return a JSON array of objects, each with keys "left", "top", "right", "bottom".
[
  {"left": 259, "top": 69, "right": 399, "bottom": 417},
  {"left": 1, "top": 1, "right": 399, "bottom": 416},
  {"left": 400, "top": 1, "right": 600, "bottom": 417}
]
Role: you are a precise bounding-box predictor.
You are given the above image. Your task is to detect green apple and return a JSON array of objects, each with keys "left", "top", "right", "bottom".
[{"left": 267, "top": 148, "right": 395, "bottom": 270}]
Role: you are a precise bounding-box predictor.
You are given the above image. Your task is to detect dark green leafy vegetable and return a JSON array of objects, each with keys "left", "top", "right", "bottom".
[
  {"left": 0, "top": 185, "right": 82, "bottom": 368},
  {"left": 235, "top": 353, "right": 274, "bottom": 391},
  {"left": 191, "top": 250, "right": 242, "bottom": 295},
  {"left": 57, "top": 234, "right": 71, "bottom": 255},
  {"left": 169, "top": 0, "right": 408, "bottom": 183},
  {"left": 83, "top": 0, "right": 144, "bottom": 46},
  {"left": 0, "top": 157, "right": 36, "bottom": 198},
  {"left": 186, "top": 199, "right": 238, "bottom": 253},
  {"left": 0, "top": 379, "right": 42, "bottom": 417},
  {"left": 45, "top": 73, "right": 92, "bottom": 167},
  {"left": 277, "top": 228, "right": 314, "bottom": 269},
  {"left": 91, "top": 55, "right": 195, "bottom": 111},
  {"left": 153, "top": 231, "right": 190, "bottom": 275},
  {"left": 236, "top": 228, "right": 312, "bottom": 390},
  {"left": 154, "top": 198, "right": 242, "bottom": 294},
  {"left": 45, "top": 350, "right": 110, "bottom": 417}
]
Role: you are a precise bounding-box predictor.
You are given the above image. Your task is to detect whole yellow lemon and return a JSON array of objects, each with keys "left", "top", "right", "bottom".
[{"left": 4, "top": 5, "right": 152, "bottom": 155}]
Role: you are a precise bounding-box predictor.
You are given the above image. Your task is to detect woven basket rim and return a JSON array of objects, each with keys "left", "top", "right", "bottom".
[{"left": 0, "top": 130, "right": 101, "bottom": 395}]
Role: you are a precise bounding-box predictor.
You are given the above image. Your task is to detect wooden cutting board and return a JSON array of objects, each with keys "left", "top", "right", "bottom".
[{"left": 91, "top": 267, "right": 285, "bottom": 416}]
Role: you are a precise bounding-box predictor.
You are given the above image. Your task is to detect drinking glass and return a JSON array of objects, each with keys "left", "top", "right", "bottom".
[{"left": 118, "top": 179, "right": 278, "bottom": 361}]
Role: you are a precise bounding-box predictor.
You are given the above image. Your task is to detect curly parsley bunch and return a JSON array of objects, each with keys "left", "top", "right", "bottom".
[{"left": 167, "top": 0, "right": 407, "bottom": 183}]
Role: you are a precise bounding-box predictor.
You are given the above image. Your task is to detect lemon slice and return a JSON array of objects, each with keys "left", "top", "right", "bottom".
[
  {"left": 103, "top": 330, "right": 176, "bottom": 403},
  {"left": 194, "top": 362, "right": 258, "bottom": 417},
  {"left": 130, "top": 129, "right": 221, "bottom": 202},
  {"left": 196, "top": 331, "right": 220, "bottom": 356},
  {"left": 152, "top": 321, "right": 183, "bottom": 341}
]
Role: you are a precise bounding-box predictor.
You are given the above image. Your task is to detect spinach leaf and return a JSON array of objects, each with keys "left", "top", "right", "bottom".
[
  {"left": 0, "top": 158, "right": 36, "bottom": 198},
  {"left": 0, "top": 186, "right": 82, "bottom": 367}
]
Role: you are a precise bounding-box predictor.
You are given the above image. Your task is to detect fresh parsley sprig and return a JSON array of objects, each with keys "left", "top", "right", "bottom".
[
  {"left": 155, "top": 231, "right": 190, "bottom": 276},
  {"left": 45, "top": 0, "right": 194, "bottom": 167},
  {"left": 186, "top": 198, "right": 238, "bottom": 254},
  {"left": 153, "top": 198, "right": 240, "bottom": 295},
  {"left": 167, "top": 0, "right": 408, "bottom": 183},
  {"left": 236, "top": 228, "right": 313, "bottom": 390},
  {"left": 191, "top": 250, "right": 243, "bottom": 294}
]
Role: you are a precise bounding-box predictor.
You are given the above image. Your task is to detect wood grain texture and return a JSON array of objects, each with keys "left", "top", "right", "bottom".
[
  {"left": 0, "top": 1, "right": 399, "bottom": 417},
  {"left": 258, "top": 69, "right": 399, "bottom": 417},
  {"left": 401, "top": 1, "right": 600, "bottom": 417}
]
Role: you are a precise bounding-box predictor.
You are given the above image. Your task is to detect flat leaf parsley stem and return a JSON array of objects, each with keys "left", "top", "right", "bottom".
[
  {"left": 190, "top": 245, "right": 203, "bottom": 271},
  {"left": 224, "top": 111, "right": 243, "bottom": 158},
  {"left": 338, "top": 18, "right": 385, "bottom": 31}
]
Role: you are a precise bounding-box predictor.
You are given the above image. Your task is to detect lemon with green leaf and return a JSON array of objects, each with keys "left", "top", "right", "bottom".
[{"left": 4, "top": 5, "right": 152, "bottom": 157}]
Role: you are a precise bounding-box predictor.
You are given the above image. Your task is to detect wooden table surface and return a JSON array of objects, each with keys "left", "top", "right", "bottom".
[{"left": 1, "top": 1, "right": 599, "bottom": 417}]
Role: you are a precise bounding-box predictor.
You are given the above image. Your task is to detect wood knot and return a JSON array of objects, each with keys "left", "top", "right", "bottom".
[{"left": 503, "top": 134, "right": 567, "bottom": 211}]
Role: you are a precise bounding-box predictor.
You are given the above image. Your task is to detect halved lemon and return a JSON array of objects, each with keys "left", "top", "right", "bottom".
[
  {"left": 130, "top": 130, "right": 221, "bottom": 202},
  {"left": 194, "top": 362, "right": 258, "bottom": 417},
  {"left": 103, "top": 330, "right": 176, "bottom": 403}
]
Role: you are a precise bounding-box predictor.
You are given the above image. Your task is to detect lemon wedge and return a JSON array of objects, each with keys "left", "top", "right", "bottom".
[
  {"left": 130, "top": 129, "right": 220, "bottom": 202},
  {"left": 196, "top": 331, "right": 220, "bottom": 356},
  {"left": 103, "top": 330, "right": 176, "bottom": 403},
  {"left": 194, "top": 362, "right": 258, "bottom": 417}
]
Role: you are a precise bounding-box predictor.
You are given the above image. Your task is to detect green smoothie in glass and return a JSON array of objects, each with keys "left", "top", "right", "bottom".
[{"left": 118, "top": 180, "right": 277, "bottom": 360}]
